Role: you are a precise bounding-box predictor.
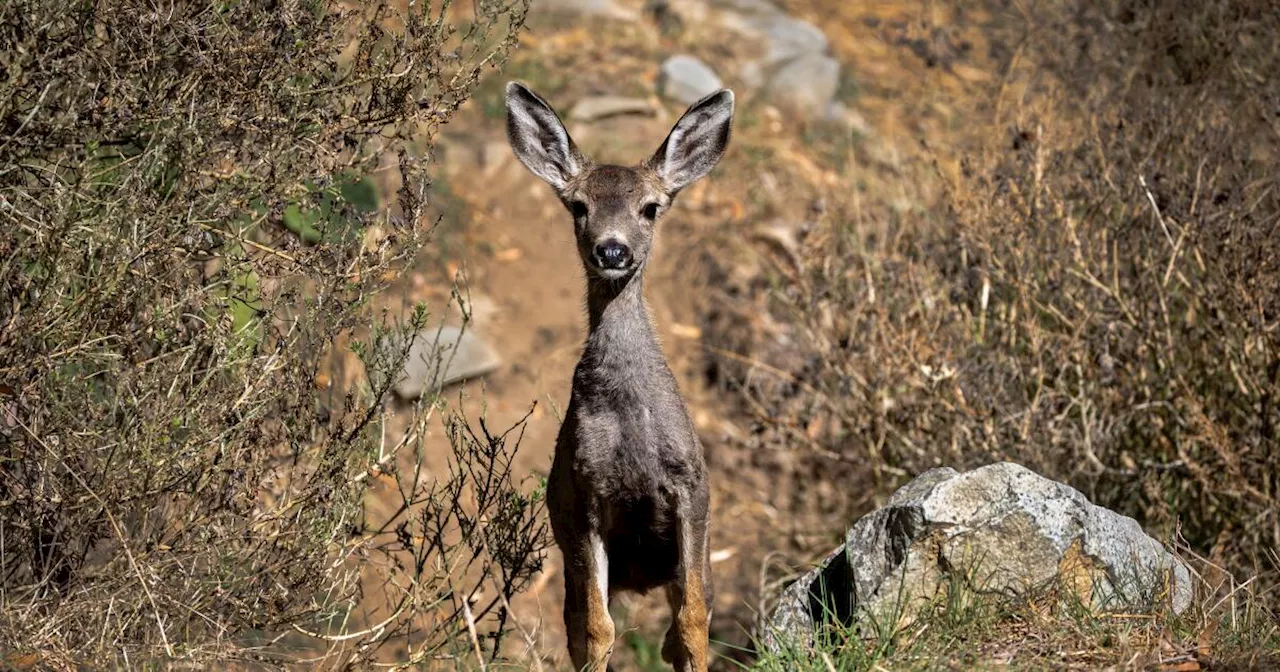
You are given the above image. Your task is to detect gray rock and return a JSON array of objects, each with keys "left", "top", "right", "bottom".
[
  {"left": 658, "top": 55, "right": 723, "bottom": 105},
  {"left": 764, "top": 53, "right": 841, "bottom": 120},
  {"left": 714, "top": 8, "right": 827, "bottom": 64},
  {"left": 751, "top": 15, "right": 829, "bottom": 67},
  {"left": 710, "top": 1, "right": 831, "bottom": 96},
  {"left": 766, "top": 462, "right": 1193, "bottom": 651},
  {"left": 569, "top": 95, "right": 657, "bottom": 122},
  {"left": 393, "top": 325, "right": 501, "bottom": 399},
  {"left": 531, "top": 0, "right": 638, "bottom": 20},
  {"left": 709, "top": 0, "right": 782, "bottom": 14}
]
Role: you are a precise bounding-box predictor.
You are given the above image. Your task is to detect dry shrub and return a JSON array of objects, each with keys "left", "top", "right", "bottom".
[
  {"left": 947, "top": 0, "right": 1278, "bottom": 573},
  {"left": 0, "top": 0, "right": 543, "bottom": 666},
  {"left": 711, "top": 0, "right": 1279, "bottom": 602}
]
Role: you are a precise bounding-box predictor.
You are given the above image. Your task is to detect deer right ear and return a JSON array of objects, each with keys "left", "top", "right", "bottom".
[
  {"left": 505, "top": 82, "right": 584, "bottom": 191},
  {"left": 648, "top": 89, "right": 734, "bottom": 195}
]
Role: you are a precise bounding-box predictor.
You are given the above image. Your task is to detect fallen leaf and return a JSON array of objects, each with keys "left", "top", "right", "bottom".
[
  {"left": 670, "top": 323, "right": 702, "bottom": 339},
  {"left": 727, "top": 198, "right": 745, "bottom": 222},
  {"left": 6, "top": 654, "right": 41, "bottom": 670},
  {"left": 495, "top": 247, "right": 524, "bottom": 262},
  {"left": 1197, "top": 618, "right": 1217, "bottom": 658},
  {"left": 805, "top": 414, "right": 828, "bottom": 440},
  {"left": 951, "top": 63, "right": 992, "bottom": 83},
  {"left": 709, "top": 547, "right": 737, "bottom": 564}
]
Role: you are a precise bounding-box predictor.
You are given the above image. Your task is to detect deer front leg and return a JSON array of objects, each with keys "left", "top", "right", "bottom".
[
  {"left": 662, "top": 504, "right": 712, "bottom": 672},
  {"left": 564, "top": 533, "right": 614, "bottom": 671}
]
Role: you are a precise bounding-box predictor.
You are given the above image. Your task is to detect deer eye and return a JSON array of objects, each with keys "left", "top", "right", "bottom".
[
  {"left": 569, "top": 200, "right": 589, "bottom": 219},
  {"left": 641, "top": 202, "right": 659, "bottom": 220}
]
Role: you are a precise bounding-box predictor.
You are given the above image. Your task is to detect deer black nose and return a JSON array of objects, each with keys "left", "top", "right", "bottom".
[{"left": 593, "top": 240, "right": 632, "bottom": 269}]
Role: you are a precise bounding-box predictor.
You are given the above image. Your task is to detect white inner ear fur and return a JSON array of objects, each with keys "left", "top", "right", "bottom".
[
  {"left": 506, "top": 83, "right": 581, "bottom": 190},
  {"left": 653, "top": 91, "right": 733, "bottom": 193}
]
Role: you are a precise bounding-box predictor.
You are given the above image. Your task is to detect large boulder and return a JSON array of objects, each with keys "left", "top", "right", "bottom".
[{"left": 767, "top": 463, "right": 1193, "bottom": 650}]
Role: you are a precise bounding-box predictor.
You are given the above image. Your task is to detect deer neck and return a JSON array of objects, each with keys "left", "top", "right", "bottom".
[{"left": 584, "top": 269, "right": 658, "bottom": 358}]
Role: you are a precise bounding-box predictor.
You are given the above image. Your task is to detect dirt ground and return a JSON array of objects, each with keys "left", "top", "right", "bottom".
[{"left": 347, "top": 0, "right": 1022, "bottom": 668}]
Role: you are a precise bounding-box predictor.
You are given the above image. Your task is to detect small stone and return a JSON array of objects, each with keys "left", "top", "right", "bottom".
[
  {"left": 531, "top": 0, "right": 638, "bottom": 20},
  {"left": 715, "top": 5, "right": 831, "bottom": 96},
  {"left": 709, "top": 0, "right": 781, "bottom": 15},
  {"left": 658, "top": 55, "right": 723, "bottom": 105},
  {"left": 764, "top": 53, "right": 840, "bottom": 120},
  {"left": 752, "top": 15, "right": 829, "bottom": 67},
  {"left": 393, "top": 325, "right": 501, "bottom": 399},
  {"left": 714, "top": 8, "right": 828, "bottom": 64},
  {"left": 568, "top": 95, "right": 657, "bottom": 122}
]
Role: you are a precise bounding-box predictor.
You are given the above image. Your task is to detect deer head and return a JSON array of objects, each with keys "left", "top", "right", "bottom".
[{"left": 505, "top": 82, "right": 734, "bottom": 281}]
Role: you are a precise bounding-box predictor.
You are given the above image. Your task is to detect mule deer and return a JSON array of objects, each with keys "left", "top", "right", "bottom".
[{"left": 505, "top": 82, "right": 733, "bottom": 672}]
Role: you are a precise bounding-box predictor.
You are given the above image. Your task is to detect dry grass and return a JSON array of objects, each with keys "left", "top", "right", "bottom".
[
  {"left": 754, "top": 555, "right": 1280, "bottom": 671},
  {"left": 692, "top": 0, "right": 1280, "bottom": 665},
  {"left": 0, "top": 0, "right": 552, "bottom": 667}
]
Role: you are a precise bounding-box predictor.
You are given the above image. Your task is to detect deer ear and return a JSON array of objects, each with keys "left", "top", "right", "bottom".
[
  {"left": 505, "top": 82, "right": 585, "bottom": 191},
  {"left": 648, "top": 89, "right": 734, "bottom": 194}
]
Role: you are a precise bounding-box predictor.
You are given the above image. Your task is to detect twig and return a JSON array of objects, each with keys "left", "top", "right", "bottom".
[
  {"left": 196, "top": 221, "right": 299, "bottom": 264},
  {"left": 0, "top": 82, "right": 52, "bottom": 156},
  {"left": 351, "top": 402, "right": 435, "bottom": 485},
  {"left": 461, "top": 593, "right": 488, "bottom": 672},
  {"left": 1163, "top": 223, "right": 1190, "bottom": 288},
  {"left": 291, "top": 600, "right": 410, "bottom": 643},
  {"left": 478, "top": 522, "right": 546, "bottom": 671},
  {"left": 1139, "top": 174, "right": 1176, "bottom": 248},
  {"left": 20, "top": 420, "right": 175, "bottom": 658}
]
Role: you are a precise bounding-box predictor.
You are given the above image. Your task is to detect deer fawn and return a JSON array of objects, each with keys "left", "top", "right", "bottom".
[{"left": 505, "top": 81, "right": 733, "bottom": 671}]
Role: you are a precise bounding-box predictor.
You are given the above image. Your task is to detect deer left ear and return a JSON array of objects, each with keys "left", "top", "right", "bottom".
[
  {"left": 647, "top": 89, "right": 734, "bottom": 194},
  {"left": 506, "top": 81, "right": 586, "bottom": 192}
]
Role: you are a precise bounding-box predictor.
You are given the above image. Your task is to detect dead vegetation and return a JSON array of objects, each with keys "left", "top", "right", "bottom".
[
  {"left": 754, "top": 554, "right": 1279, "bottom": 671},
  {"left": 3, "top": 0, "right": 1276, "bottom": 667},
  {"left": 0, "top": 0, "right": 549, "bottom": 667},
  {"left": 698, "top": 0, "right": 1279, "bottom": 665}
]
